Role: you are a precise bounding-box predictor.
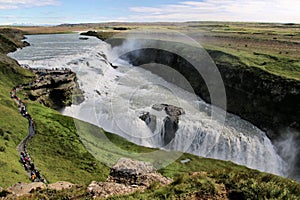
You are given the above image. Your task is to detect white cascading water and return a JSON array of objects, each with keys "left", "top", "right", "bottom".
[{"left": 9, "top": 34, "right": 288, "bottom": 177}]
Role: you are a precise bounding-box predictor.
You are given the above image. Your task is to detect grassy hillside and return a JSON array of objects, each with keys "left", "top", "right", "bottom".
[
  {"left": 19, "top": 154, "right": 300, "bottom": 199},
  {"left": 0, "top": 28, "right": 28, "bottom": 54},
  {"left": 0, "top": 51, "right": 35, "bottom": 187}
]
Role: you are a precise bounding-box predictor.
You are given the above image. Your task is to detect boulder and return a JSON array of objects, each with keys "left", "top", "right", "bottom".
[
  {"left": 6, "top": 182, "right": 46, "bottom": 197},
  {"left": 48, "top": 181, "right": 74, "bottom": 191},
  {"left": 107, "top": 158, "right": 172, "bottom": 187},
  {"left": 86, "top": 181, "right": 142, "bottom": 199}
]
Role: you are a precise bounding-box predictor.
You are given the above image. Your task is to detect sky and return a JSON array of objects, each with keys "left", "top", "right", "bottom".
[{"left": 0, "top": 0, "right": 299, "bottom": 25}]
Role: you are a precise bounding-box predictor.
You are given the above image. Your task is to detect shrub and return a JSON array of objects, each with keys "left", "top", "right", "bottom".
[
  {"left": 0, "top": 146, "right": 5, "bottom": 152},
  {"left": 3, "top": 135, "right": 9, "bottom": 141}
]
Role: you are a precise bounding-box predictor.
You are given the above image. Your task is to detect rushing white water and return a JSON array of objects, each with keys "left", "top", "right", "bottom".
[{"left": 9, "top": 33, "right": 288, "bottom": 176}]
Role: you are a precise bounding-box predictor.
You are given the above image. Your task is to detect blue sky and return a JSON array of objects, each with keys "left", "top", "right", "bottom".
[{"left": 0, "top": 0, "right": 299, "bottom": 25}]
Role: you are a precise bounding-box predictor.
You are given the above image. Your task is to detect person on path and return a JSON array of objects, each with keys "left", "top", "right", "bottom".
[{"left": 31, "top": 171, "right": 36, "bottom": 181}]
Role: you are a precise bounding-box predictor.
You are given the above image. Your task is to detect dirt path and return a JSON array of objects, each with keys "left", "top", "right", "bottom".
[{"left": 11, "top": 81, "right": 46, "bottom": 183}]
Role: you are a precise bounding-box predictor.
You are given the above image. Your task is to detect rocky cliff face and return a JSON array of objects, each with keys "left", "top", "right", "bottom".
[
  {"left": 121, "top": 47, "right": 300, "bottom": 136},
  {"left": 24, "top": 68, "right": 84, "bottom": 110}
]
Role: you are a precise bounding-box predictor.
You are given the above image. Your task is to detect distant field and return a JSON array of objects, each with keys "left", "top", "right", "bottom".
[{"left": 4, "top": 22, "right": 300, "bottom": 80}]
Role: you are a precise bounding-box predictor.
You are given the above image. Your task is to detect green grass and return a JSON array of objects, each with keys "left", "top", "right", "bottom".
[
  {"left": 204, "top": 45, "right": 300, "bottom": 80},
  {"left": 0, "top": 52, "right": 36, "bottom": 187},
  {"left": 24, "top": 103, "right": 110, "bottom": 184}
]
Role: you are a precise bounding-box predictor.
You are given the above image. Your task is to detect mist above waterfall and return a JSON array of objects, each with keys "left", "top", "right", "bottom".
[{"left": 274, "top": 128, "right": 300, "bottom": 180}]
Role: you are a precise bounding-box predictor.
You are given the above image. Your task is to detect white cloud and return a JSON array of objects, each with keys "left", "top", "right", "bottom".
[
  {"left": 128, "top": 0, "right": 300, "bottom": 23},
  {"left": 0, "top": 0, "right": 60, "bottom": 10}
]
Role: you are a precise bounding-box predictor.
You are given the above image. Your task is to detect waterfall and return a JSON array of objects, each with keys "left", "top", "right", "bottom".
[{"left": 9, "top": 33, "right": 288, "bottom": 177}]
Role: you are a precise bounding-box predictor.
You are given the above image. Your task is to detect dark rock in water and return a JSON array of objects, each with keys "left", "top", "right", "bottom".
[
  {"left": 152, "top": 104, "right": 164, "bottom": 111},
  {"left": 95, "top": 90, "right": 101, "bottom": 96},
  {"left": 164, "top": 104, "right": 185, "bottom": 117},
  {"left": 23, "top": 41, "right": 30, "bottom": 47},
  {"left": 79, "top": 37, "right": 89, "bottom": 40},
  {"left": 162, "top": 116, "right": 179, "bottom": 146},
  {"left": 152, "top": 104, "right": 185, "bottom": 117},
  {"left": 140, "top": 104, "right": 185, "bottom": 146},
  {"left": 139, "top": 112, "right": 156, "bottom": 132},
  {"left": 109, "top": 62, "right": 118, "bottom": 69}
]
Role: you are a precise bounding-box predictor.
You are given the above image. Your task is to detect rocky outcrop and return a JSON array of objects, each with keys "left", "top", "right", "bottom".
[
  {"left": 87, "top": 158, "right": 172, "bottom": 198},
  {"left": 139, "top": 104, "right": 185, "bottom": 146},
  {"left": 24, "top": 68, "right": 84, "bottom": 110}
]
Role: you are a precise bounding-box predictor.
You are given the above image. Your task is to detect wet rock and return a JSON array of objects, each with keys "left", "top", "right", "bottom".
[
  {"left": 140, "top": 104, "right": 185, "bottom": 146},
  {"left": 152, "top": 104, "right": 185, "bottom": 117},
  {"left": 152, "top": 104, "right": 165, "bottom": 111},
  {"left": 162, "top": 116, "right": 179, "bottom": 146},
  {"left": 6, "top": 182, "right": 46, "bottom": 197},
  {"left": 139, "top": 112, "right": 157, "bottom": 132},
  {"left": 48, "top": 181, "right": 74, "bottom": 191},
  {"left": 109, "top": 62, "right": 118, "bottom": 69}
]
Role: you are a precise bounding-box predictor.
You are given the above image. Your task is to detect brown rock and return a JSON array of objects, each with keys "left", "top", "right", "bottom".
[
  {"left": 86, "top": 181, "right": 144, "bottom": 199},
  {"left": 111, "top": 158, "right": 156, "bottom": 175},
  {"left": 6, "top": 182, "right": 46, "bottom": 197},
  {"left": 107, "top": 158, "right": 172, "bottom": 187},
  {"left": 48, "top": 181, "right": 74, "bottom": 191},
  {"left": 88, "top": 158, "right": 173, "bottom": 199}
]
